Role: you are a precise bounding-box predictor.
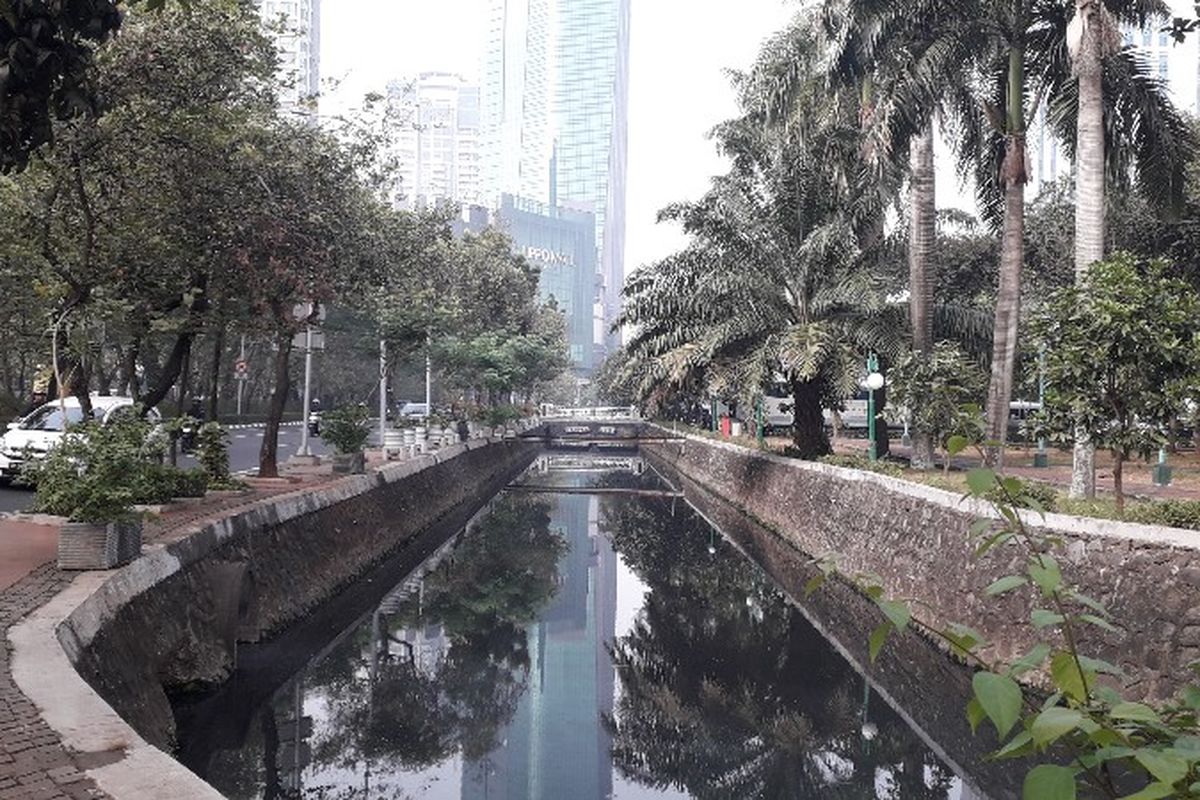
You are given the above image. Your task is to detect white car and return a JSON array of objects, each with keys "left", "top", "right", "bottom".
[
  {"left": 0, "top": 395, "right": 159, "bottom": 480},
  {"left": 400, "top": 402, "right": 429, "bottom": 419}
]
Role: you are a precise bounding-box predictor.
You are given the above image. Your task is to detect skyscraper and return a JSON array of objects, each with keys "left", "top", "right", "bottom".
[
  {"left": 554, "top": 0, "right": 630, "bottom": 356},
  {"left": 480, "top": 0, "right": 630, "bottom": 371},
  {"left": 255, "top": 0, "right": 321, "bottom": 114},
  {"left": 388, "top": 73, "right": 483, "bottom": 210},
  {"left": 481, "top": 0, "right": 554, "bottom": 206}
]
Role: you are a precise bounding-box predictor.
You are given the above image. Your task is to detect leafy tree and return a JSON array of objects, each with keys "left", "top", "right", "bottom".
[
  {"left": 1029, "top": 253, "right": 1200, "bottom": 515},
  {"left": 887, "top": 342, "right": 988, "bottom": 473}
]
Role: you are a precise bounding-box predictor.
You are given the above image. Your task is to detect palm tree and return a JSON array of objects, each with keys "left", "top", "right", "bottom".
[
  {"left": 617, "top": 35, "right": 908, "bottom": 458},
  {"left": 824, "top": 0, "right": 1190, "bottom": 466}
]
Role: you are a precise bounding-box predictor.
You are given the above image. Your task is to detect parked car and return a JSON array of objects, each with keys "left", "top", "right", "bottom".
[
  {"left": 400, "top": 402, "right": 429, "bottom": 419},
  {"left": 0, "top": 395, "right": 160, "bottom": 481}
]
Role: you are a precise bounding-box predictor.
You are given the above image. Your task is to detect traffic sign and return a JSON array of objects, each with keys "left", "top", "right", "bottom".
[{"left": 234, "top": 359, "right": 249, "bottom": 380}]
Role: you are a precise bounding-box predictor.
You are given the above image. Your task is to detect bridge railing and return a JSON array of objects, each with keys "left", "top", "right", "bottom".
[{"left": 538, "top": 405, "right": 641, "bottom": 420}]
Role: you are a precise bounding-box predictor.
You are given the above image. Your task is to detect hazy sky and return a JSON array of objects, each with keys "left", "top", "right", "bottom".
[{"left": 321, "top": 0, "right": 796, "bottom": 277}]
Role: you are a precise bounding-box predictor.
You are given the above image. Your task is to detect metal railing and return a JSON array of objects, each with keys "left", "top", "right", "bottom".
[{"left": 538, "top": 405, "right": 640, "bottom": 420}]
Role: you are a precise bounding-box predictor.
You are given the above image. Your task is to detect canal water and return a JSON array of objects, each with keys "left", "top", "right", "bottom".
[{"left": 171, "top": 455, "right": 984, "bottom": 799}]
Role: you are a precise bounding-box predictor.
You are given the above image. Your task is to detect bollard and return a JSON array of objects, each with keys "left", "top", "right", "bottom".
[{"left": 1153, "top": 447, "right": 1173, "bottom": 486}]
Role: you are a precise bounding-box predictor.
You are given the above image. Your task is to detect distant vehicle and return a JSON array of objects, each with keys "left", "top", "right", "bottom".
[
  {"left": 761, "top": 385, "right": 875, "bottom": 433},
  {"left": 400, "top": 402, "right": 429, "bottom": 419},
  {"left": 0, "top": 395, "right": 160, "bottom": 481}
]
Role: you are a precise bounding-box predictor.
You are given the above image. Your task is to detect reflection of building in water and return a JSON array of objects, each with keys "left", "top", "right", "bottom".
[{"left": 462, "top": 493, "right": 617, "bottom": 800}]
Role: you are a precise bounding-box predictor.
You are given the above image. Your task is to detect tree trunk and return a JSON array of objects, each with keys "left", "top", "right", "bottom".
[
  {"left": 208, "top": 325, "right": 225, "bottom": 422},
  {"left": 259, "top": 331, "right": 293, "bottom": 478},
  {"left": 984, "top": 48, "right": 1029, "bottom": 467},
  {"left": 909, "top": 124, "right": 937, "bottom": 469},
  {"left": 790, "top": 378, "right": 831, "bottom": 459},
  {"left": 1069, "top": 0, "right": 1108, "bottom": 500},
  {"left": 1113, "top": 451, "right": 1125, "bottom": 519}
]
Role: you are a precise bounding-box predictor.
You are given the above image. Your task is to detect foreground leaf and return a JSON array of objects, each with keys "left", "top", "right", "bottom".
[
  {"left": 974, "top": 671, "right": 1023, "bottom": 738},
  {"left": 1023, "top": 764, "right": 1076, "bottom": 800},
  {"left": 1032, "top": 707, "right": 1083, "bottom": 747}
]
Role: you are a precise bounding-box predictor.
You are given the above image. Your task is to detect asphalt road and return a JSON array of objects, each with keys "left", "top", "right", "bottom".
[{"left": 0, "top": 423, "right": 330, "bottom": 515}]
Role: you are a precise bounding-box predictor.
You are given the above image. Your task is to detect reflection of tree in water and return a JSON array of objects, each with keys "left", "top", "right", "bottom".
[
  {"left": 602, "top": 496, "right": 957, "bottom": 799},
  {"left": 306, "top": 495, "right": 567, "bottom": 782}
]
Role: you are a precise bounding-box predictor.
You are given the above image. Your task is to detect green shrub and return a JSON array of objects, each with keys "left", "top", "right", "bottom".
[
  {"left": 195, "top": 422, "right": 230, "bottom": 483},
  {"left": 322, "top": 405, "right": 371, "bottom": 454},
  {"left": 1126, "top": 499, "right": 1200, "bottom": 530},
  {"left": 813, "top": 453, "right": 905, "bottom": 478},
  {"left": 26, "top": 419, "right": 151, "bottom": 523},
  {"left": 986, "top": 479, "right": 1057, "bottom": 512},
  {"left": 130, "top": 464, "right": 209, "bottom": 503}
]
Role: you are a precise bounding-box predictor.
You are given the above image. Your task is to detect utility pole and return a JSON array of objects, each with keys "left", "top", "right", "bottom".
[{"left": 379, "top": 338, "right": 388, "bottom": 447}]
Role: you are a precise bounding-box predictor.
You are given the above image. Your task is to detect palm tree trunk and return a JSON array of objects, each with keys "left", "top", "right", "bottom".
[
  {"left": 791, "top": 377, "right": 831, "bottom": 459},
  {"left": 984, "top": 47, "right": 1029, "bottom": 468},
  {"left": 909, "top": 123, "right": 937, "bottom": 469},
  {"left": 984, "top": 167, "right": 1025, "bottom": 465},
  {"left": 1069, "top": 0, "right": 1108, "bottom": 499}
]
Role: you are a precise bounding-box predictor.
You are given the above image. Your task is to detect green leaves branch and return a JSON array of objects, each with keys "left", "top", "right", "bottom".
[{"left": 806, "top": 458, "right": 1200, "bottom": 798}]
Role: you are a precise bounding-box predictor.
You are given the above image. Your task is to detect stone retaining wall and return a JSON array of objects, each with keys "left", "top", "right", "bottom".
[
  {"left": 54, "top": 439, "right": 537, "bottom": 751},
  {"left": 645, "top": 432, "right": 1200, "bottom": 700}
]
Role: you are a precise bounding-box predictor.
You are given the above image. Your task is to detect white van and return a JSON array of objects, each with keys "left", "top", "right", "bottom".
[{"left": 0, "top": 395, "right": 159, "bottom": 480}]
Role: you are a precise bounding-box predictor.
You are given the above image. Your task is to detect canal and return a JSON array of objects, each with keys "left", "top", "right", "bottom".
[{"left": 170, "top": 453, "right": 1003, "bottom": 799}]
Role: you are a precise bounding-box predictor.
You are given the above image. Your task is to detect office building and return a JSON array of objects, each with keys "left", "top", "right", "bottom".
[
  {"left": 388, "top": 73, "right": 483, "bottom": 210},
  {"left": 495, "top": 194, "right": 600, "bottom": 372},
  {"left": 553, "top": 0, "right": 631, "bottom": 355},
  {"left": 480, "top": 0, "right": 555, "bottom": 206},
  {"left": 255, "top": 0, "right": 321, "bottom": 113},
  {"left": 480, "top": 0, "right": 631, "bottom": 369}
]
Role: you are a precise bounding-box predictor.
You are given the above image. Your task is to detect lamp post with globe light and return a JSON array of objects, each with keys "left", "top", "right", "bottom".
[{"left": 865, "top": 353, "right": 885, "bottom": 462}]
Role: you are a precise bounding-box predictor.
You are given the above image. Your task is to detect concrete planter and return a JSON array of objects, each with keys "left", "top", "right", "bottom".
[
  {"left": 58, "top": 519, "right": 143, "bottom": 570},
  {"left": 382, "top": 430, "right": 405, "bottom": 460},
  {"left": 331, "top": 451, "right": 366, "bottom": 475}
]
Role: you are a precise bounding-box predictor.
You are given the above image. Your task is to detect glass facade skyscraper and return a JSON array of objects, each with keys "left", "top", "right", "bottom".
[
  {"left": 480, "top": 0, "right": 630, "bottom": 373},
  {"left": 554, "top": 0, "right": 630, "bottom": 356}
]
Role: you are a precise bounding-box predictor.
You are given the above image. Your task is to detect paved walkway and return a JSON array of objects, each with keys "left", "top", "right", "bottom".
[
  {"left": 829, "top": 437, "right": 1200, "bottom": 501},
  {"left": 0, "top": 468, "right": 341, "bottom": 800}
]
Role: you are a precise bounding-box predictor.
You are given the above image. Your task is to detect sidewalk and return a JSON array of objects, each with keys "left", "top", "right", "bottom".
[
  {"left": 0, "top": 463, "right": 344, "bottom": 800},
  {"left": 829, "top": 437, "right": 1200, "bottom": 502}
]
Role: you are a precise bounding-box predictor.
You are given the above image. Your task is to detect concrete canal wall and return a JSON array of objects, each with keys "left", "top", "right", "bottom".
[
  {"left": 645, "top": 432, "right": 1200, "bottom": 701},
  {"left": 43, "top": 439, "right": 537, "bottom": 756}
]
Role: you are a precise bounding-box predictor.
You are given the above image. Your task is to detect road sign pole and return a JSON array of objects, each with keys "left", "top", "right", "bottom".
[
  {"left": 236, "top": 335, "right": 246, "bottom": 417},
  {"left": 298, "top": 325, "right": 314, "bottom": 457}
]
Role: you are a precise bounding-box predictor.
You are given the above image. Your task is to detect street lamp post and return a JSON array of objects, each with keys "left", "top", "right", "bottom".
[
  {"left": 865, "top": 353, "right": 885, "bottom": 462},
  {"left": 297, "top": 323, "right": 314, "bottom": 457},
  {"left": 1035, "top": 349, "right": 1049, "bottom": 468}
]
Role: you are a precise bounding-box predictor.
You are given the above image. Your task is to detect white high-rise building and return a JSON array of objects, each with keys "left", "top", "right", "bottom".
[
  {"left": 388, "top": 73, "right": 483, "bottom": 210},
  {"left": 255, "top": 0, "right": 321, "bottom": 114},
  {"left": 481, "top": 0, "right": 555, "bottom": 206}
]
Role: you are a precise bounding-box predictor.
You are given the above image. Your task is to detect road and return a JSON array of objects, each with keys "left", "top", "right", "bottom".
[{"left": 0, "top": 423, "right": 330, "bottom": 515}]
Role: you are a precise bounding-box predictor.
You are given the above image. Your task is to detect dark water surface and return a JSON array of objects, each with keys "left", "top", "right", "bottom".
[{"left": 172, "top": 456, "right": 984, "bottom": 799}]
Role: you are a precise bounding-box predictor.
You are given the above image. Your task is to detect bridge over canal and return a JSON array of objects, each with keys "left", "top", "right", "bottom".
[{"left": 522, "top": 406, "right": 682, "bottom": 451}]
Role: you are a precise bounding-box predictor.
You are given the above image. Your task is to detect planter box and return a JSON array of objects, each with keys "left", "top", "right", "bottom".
[
  {"left": 331, "top": 451, "right": 366, "bottom": 475},
  {"left": 58, "top": 520, "right": 143, "bottom": 570}
]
